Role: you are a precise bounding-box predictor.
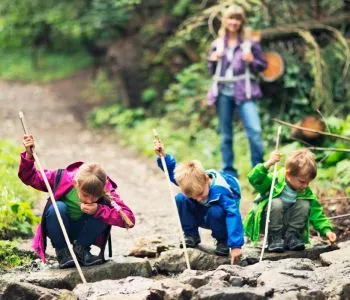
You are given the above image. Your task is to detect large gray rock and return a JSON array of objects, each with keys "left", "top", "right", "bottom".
[
  {"left": 192, "top": 286, "right": 274, "bottom": 300},
  {"left": 243, "top": 243, "right": 338, "bottom": 263},
  {"left": 0, "top": 279, "right": 76, "bottom": 300},
  {"left": 73, "top": 276, "right": 156, "bottom": 300},
  {"left": 320, "top": 243, "right": 350, "bottom": 266},
  {"left": 1, "top": 256, "right": 152, "bottom": 290},
  {"left": 145, "top": 278, "right": 195, "bottom": 300},
  {"left": 155, "top": 249, "right": 230, "bottom": 273}
]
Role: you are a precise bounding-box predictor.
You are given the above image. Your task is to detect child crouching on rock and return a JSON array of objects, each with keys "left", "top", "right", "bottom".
[
  {"left": 244, "top": 149, "right": 336, "bottom": 252},
  {"left": 154, "top": 138, "right": 244, "bottom": 265},
  {"left": 18, "top": 134, "right": 135, "bottom": 268}
]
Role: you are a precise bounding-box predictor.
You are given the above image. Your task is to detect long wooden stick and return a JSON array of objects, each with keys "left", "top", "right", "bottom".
[
  {"left": 272, "top": 118, "right": 350, "bottom": 142},
  {"left": 153, "top": 129, "right": 191, "bottom": 270},
  {"left": 19, "top": 112, "right": 87, "bottom": 284},
  {"left": 329, "top": 213, "right": 350, "bottom": 220},
  {"left": 259, "top": 126, "right": 282, "bottom": 262},
  {"left": 307, "top": 147, "right": 350, "bottom": 152}
]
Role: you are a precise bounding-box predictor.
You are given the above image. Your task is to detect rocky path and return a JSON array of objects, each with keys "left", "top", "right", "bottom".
[{"left": 0, "top": 71, "right": 193, "bottom": 257}]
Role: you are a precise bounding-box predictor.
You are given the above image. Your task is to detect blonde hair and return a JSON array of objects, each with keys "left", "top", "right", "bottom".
[
  {"left": 75, "top": 163, "right": 107, "bottom": 198},
  {"left": 286, "top": 149, "right": 317, "bottom": 180},
  {"left": 174, "top": 160, "right": 208, "bottom": 197},
  {"left": 218, "top": 5, "right": 246, "bottom": 38}
]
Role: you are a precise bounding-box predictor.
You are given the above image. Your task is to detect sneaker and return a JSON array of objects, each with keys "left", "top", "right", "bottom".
[
  {"left": 267, "top": 230, "right": 284, "bottom": 253},
  {"left": 180, "top": 235, "right": 201, "bottom": 248},
  {"left": 215, "top": 241, "right": 229, "bottom": 256},
  {"left": 55, "top": 248, "right": 75, "bottom": 269},
  {"left": 285, "top": 231, "right": 305, "bottom": 251},
  {"left": 73, "top": 243, "right": 103, "bottom": 266}
]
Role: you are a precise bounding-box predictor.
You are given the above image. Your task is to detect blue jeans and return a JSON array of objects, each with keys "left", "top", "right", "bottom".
[
  {"left": 175, "top": 193, "right": 227, "bottom": 243},
  {"left": 217, "top": 94, "right": 264, "bottom": 176},
  {"left": 45, "top": 201, "right": 108, "bottom": 250}
]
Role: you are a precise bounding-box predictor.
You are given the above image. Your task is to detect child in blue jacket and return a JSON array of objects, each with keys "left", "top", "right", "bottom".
[{"left": 154, "top": 139, "right": 244, "bottom": 264}]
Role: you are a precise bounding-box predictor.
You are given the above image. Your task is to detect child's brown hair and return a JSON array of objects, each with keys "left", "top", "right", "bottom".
[
  {"left": 286, "top": 149, "right": 317, "bottom": 179},
  {"left": 174, "top": 160, "right": 208, "bottom": 197}
]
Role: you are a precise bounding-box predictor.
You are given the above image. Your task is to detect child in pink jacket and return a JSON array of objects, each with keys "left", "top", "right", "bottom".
[{"left": 18, "top": 135, "right": 135, "bottom": 268}]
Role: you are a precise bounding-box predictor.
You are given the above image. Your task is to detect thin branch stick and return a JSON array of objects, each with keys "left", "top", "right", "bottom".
[
  {"left": 329, "top": 213, "right": 350, "bottom": 220},
  {"left": 320, "top": 197, "right": 350, "bottom": 201},
  {"left": 260, "top": 126, "right": 282, "bottom": 262},
  {"left": 153, "top": 129, "right": 191, "bottom": 270},
  {"left": 19, "top": 112, "right": 87, "bottom": 284},
  {"left": 307, "top": 147, "right": 350, "bottom": 152},
  {"left": 272, "top": 118, "right": 350, "bottom": 142}
]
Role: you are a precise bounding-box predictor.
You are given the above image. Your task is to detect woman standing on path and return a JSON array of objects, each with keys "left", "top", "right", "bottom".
[{"left": 207, "top": 5, "right": 267, "bottom": 178}]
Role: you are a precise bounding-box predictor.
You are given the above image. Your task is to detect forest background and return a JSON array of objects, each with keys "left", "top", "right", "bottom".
[{"left": 0, "top": 0, "right": 349, "bottom": 270}]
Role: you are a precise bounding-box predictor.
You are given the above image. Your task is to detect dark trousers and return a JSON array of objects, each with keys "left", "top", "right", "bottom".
[
  {"left": 45, "top": 201, "right": 108, "bottom": 250},
  {"left": 264, "top": 198, "right": 310, "bottom": 235},
  {"left": 175, "top": 193, "right": 227, "bottom": 243}
]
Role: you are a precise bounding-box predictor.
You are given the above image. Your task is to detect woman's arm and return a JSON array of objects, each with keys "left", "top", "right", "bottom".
[{"left": 250, "top": 42, "right": 267, "bottom": 73}]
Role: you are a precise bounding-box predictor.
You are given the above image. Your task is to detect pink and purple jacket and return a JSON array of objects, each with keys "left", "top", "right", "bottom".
[
  {"left": 207, "top": 36, "right": 267, "bottom": 105},
  {"left": 18, "top": 152, "right": 135, "bottom": 262}
]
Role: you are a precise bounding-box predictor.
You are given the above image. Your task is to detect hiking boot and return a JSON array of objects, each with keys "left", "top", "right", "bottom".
[
  {"left": 180, "top": 235, "right": 201, "bottom": 248},
  {"left": 73, "top": 243, "right": 103, "bottom": 267},
  {"left": 215, "top": 241, "right": 230, "bottom": 256},
  {"left": 267, "top": 230, "right": 284, "bottom": 253},
  {"left": 55, "top": 248, "right": 75, "bottom": 269},
  {"left": 285, "top": 231, "right": 305, "bottom": 251}
]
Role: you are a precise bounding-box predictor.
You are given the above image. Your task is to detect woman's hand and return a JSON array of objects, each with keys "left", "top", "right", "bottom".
[
  {"left": 80, "top": 203, "right": 98, "bottom": 215},
  {"left": 264, "top": 151, "right": 282, "bottom": 169},
  {"left": 230, "top": 248, "right": 242, "bottom": 265},
  {"left": 23, "top": 134, "right": 34, "bottom": 159},
  {"left": 242, "top": 51, "right": 254, "bottom": 63},
  {"left": 209, "top": 50, "right": 224, "bottom": 62},
  {"left": 154, "top": 138, "right": 165, "bottom": 157}
]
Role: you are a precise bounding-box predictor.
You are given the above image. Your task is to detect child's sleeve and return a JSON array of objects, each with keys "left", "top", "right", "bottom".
[
  {"left": 94, "top": 185, "right": 135, "bottom": 227},
  {"left": 222, "top": 197, "right": 244, "bottom": 248},
  {"left": 156, "top": 154, "right": 178, "bottom": 185},
  {"left": 18, "top": 151, "right": 56, "bottom": 192},
  {"left": 309, "top": 196, "right": 333, "bottom": 236},
  {"left": 250, "top": 42, "right": 267, "bottom": 73},
  {"left": 247, "top": 163, "right": 272, "bottom": 195}
]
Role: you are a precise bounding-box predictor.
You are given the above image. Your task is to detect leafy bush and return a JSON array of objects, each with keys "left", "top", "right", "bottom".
[
  {"left": 0, "top": 140, "right": 39, "bottom": 239},
  {"left": 0, "top": 241, "right": 32, "bottom": 273}
]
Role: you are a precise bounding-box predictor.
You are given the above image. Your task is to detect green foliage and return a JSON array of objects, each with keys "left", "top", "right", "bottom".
[
  {"left": 0, "top": 49, "right": 91, "bottom": 83},
  {"left": 83, "top": 71, "right": 116, "bottom": 104},
  {"left": 0, "top": 140, "right": 39, "bottom": 239},
  {"left": 0, "top": 241, "right": 32, "bottom": 272},
  {"left": 91, "top": 103, "right": 145, "bottom": 129},
  {"left": 0, "top": 0, "right": 141, "bottom": 50},
  {"left": 141, "top": 88, "right": 158, "bottom": 104}
]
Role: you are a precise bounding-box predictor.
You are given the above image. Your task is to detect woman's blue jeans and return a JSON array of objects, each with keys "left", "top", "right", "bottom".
[{"left": 217, "top": 93, "right": 264, "bottom": 176}]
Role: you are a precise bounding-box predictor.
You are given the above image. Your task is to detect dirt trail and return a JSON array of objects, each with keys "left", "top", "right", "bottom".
[{"left": 0, "top": 71, "right": 186, "bottom": 256}]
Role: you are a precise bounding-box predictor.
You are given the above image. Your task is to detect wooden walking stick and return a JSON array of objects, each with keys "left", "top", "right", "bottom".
[
  {"left": 19, "top": 112, "right": 87, "bottom": 284},
  {"left": 153, "top": 129, "right": 191, "bottom": 270},
  {"left": 259, "top": 126, "right": 282, "bottom": 262}
]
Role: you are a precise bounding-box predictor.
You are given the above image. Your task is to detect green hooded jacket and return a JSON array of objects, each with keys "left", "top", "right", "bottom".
[{"left": 243, "top": 163, "right": 333, "bottom": 243}]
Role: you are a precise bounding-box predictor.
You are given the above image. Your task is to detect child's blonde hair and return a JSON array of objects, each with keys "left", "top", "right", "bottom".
[
  {"left": 286, "top": 149, "right": 317, "bottom": 180},
  {"left": 75, "top": 163, "right": 107, "bottom": 198},
  {"left": 174, "top": 160, "right": 208, "bottom": 197},
  {"left": 218, "top": 5, "right": 246, "bottom": 38}
]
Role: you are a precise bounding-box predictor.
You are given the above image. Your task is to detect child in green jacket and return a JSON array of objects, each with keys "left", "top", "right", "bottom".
[{"left": 244, "top": 149, "right": 337, "bottom": 252}]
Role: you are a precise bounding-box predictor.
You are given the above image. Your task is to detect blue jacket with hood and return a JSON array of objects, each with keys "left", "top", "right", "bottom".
[{"left": 157, "top": 154, "right": 244, "bottom": 248}]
